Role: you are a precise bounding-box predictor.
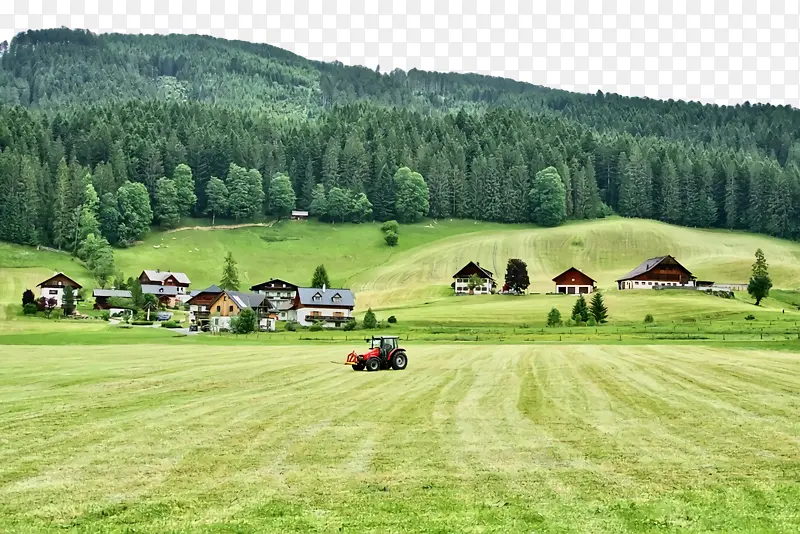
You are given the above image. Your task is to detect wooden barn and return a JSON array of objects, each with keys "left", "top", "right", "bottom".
[
  {"left": 553, "top": 267, "right": 596, "bottom": 294},
  {"left": 616, "top": 256, "right": 696, "bottom": 290}
]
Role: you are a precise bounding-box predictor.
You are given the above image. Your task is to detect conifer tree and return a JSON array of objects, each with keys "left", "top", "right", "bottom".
[
  {"left": 589, "top": 291, "right": 608, "bottom": 323},
  {"left": 311, "top": 264, "right": 331, "bottom": 288},
  {"left": 571, "top": 295, "right": 590, "bottom": 323},
  {"left": 748, "top": 248, "right": 772, "bottom": 306},
  {"left": 219, "top": 251, "right": 240, "bottom": 291}
]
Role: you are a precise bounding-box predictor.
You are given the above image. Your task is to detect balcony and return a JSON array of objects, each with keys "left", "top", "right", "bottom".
[{"left": 305, "top": 315, "right": 350, "bottom": 323}]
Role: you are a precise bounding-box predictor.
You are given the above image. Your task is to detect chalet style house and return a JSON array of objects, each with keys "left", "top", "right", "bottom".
[
  {"left": 186, "top": 285, "right": 224, "bottom": 326},
  {"left": 206, "top": 290, "right": 277, "bottom": 332},
  {"left": 138, "top": 270, "right": 191, "bottom": 306},
  {"left": 616, "top": 256, "right": 696, "bottom": 290},
  {"left": 250, "top": 278, "right": 298, "bottom": 321},
  {"left": 36, "top": 272, "right": 82, "bottom": 308},
  {"left": 290, "top": 286, "right": 355, "bottom": 328},
  {"left": 452, "top": 261, "right": 496, "bottom": 295},
  {"left": 553, "top": 267, "right": 596, "bottom": 294}
]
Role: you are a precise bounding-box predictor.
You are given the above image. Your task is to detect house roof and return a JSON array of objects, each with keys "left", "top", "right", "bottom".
[
  {"left": 141, "top": 270, "right": 191, "bottom": 285},
  {"left": 296, "top": 287, "right": 355, "bottom": 307},
  {"left": 37, "top": 272, "right": 83, "bottom": 288},
  {"left": 616, "top": 256, "right": 693, "bottom": 282},
  {"left": 221, "top": 291, "right": 274, "bottom": 310},
  {"left": 452, "top": 261, "right": 494, "bottom": 280},
  {"left": 141, "top": 284, "right": 180, "bottom": 296},
  {"left": 250, "top": 278, "right": 298, "bottom": 291},
  {"left": 552, "top": 267, "right": 596, "bottom": 283},
  {"left": 93, "top": 289, "right": 133, "bottom": 298},
  {"left": 291, "top": 210, "right": 309, "bottom": 216}
]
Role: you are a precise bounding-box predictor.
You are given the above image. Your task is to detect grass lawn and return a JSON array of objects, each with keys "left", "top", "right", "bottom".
[{"left": 1, "top": 344, "right": 799, "bottom": 532}]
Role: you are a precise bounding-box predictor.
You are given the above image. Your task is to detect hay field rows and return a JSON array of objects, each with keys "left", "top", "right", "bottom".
[{"left": 1, "top": 344, "right": 799, "bottom": 532}]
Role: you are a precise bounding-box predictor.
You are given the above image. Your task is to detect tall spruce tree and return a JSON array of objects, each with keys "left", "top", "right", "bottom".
[{"left": 219, "top": 251, "right": 240, "bottom": 291}]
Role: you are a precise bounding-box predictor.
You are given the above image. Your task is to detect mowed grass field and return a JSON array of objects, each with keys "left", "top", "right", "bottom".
[{"left": 1, "top": 344, "right": 799, "bottom": 532}]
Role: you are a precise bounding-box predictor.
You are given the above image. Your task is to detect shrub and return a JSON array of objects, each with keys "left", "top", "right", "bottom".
[
  {"left": 117, "top": 324, "right": 133, "bottom": 329},
  {"left": 745, "top": 314, "right": 756, "bottom": 321},
  {"left": 387, "top": 315, "right": 397, "bottom": 324},
  {"left": 101, "top": 312, "right": 110, "bottom": 321},
  {"left": 131, "top": 320, "right": 153, "bottom": 325},
  {"left": 231, "top": 308, "right": 257, "bottom": 334},
  {"left": 285, "top": 320, "right": 298, "bottom": 331},
  {"left": 644, "top": 314, "right": 654, "bottom": 324},
  {"left": 380, "top": 220, "right": 399, "bottom": 234},
  {"left": 384, "top": 230, "right": 399, "bottom": 246},
  {"left": 363, "top": 308, "right": 378, "bottom": 329},
  {"left": 587, "top": 317, "right": 597, "bottom": 326},
  {"left": 23, "top": 303, "right": 38, "bottom": 315},
  {"left": 343, "top": 318, "right": 357, "bottom": 331},
  {"left": 547, "top": 308, "right": 562, "bottom": 327},
  {"left": 161, "top": 320, "right": 181, "bottom": 328},
  {"left": 309, "top": 321, "right": 323, "bottom": 331}
]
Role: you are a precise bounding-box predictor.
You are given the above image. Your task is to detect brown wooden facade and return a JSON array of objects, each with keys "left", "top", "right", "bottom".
[
  {"left": 553, "top": 267, "right": 596, "bottom": 294},
  {"left": 617, "top": 256, "right": 696, "bottom": 290}
]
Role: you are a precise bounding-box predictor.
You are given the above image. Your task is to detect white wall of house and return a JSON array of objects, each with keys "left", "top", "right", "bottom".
[
  {"left": 555, "top": 284, "right": 594, "bottom": 294},
  {"left": 295, "top": 306, "right": 352, "bottom": 327},
  {"left": 454, "top": 277, "right": 492, "bottom": 295},
  {"left": 39, "top": 287, "right": 64, "bottom": 307},
  {"left": 619, "top": 280, "right": 696, "bottom": 290}
]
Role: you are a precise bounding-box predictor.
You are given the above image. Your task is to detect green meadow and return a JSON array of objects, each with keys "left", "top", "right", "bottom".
[{"left": 2, "top": 217, "right": 800, "bottom": 532}]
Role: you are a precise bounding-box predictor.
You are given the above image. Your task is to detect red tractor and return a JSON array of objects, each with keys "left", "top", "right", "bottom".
[{"left": 344, "top": 335, "right": 408, "bottom": 372}]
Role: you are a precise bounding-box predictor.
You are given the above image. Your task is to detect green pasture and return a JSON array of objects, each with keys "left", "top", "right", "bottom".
[{"left": 1, "top": 344, "right": 798, "bottom": 532}]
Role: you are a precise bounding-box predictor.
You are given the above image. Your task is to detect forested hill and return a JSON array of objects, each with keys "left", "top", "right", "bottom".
[
  {"left": 2, "top": 28, "right": 800, "bottom": 287},
  {"left": 2, "top": 28, "right": 800, "bottom": 161}
]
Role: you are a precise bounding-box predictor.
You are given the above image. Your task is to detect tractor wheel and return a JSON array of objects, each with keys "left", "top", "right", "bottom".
[
  {"left": 351, "top": 363, "right": 365, "bottom": 371},
  {"left": 365, "top": 358, "right": 381, "bottom": 372},
  {"left": 391, "top": 351, "right": 408, "bottom": 370}
]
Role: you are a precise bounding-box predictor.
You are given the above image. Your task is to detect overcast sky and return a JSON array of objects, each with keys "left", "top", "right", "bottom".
[{"left": 1, "top": 0, "right": 798, "bottom": 107}]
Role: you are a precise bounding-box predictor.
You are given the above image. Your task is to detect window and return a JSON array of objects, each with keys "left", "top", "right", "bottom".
[
  {"left": 49, "top": 290, "right": 58, "bottom": 295},
  {"left": 216, "top": 306, "right": 221, "bottom": 312},
  {"left": 311, "top": 311, "right": 322, "bottom": 318},
  {"left": 313, "top": 293, "right": 322, "bottom": 302},
  {"left": 334, "top": 312, "right": 344, "bottom": 317},
  {"left": 229, "top": 306, "right": 234, "bottom": 312}
]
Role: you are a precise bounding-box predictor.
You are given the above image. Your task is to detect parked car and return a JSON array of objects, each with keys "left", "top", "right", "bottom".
[{"left": 156, "top": 312, "right": 172, "bottom": 321}]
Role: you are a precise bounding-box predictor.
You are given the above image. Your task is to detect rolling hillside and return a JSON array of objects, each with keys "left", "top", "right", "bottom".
[{"left": 2, "top": 217, "right": 798, "bottom": 318}]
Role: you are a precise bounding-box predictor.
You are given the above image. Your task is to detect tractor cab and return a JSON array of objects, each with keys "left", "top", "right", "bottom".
[{"left": 368, "top": 335, "right": 399, "bottom": 358}]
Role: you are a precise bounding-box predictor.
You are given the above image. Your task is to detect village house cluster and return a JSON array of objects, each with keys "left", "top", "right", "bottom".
[
  {"left": 450, "top": 256, "right": 747, "bottom": 295},
  {"left": 186, "top": 278, "right": 355, "bottom": 332},
  {"left": 35, "top": 269, "right": 355, "bottom": 332}
]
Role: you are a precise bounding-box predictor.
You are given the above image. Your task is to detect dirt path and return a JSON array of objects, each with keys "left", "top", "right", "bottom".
[{"left": 164, "top": 221, "right": 277, "bottom": 233}]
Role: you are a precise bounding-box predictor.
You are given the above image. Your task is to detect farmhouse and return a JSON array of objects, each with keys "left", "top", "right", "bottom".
[
  {"left": 452, "top": 261, "right": 496, "bottom": 295},
  {"left": 290, "top": 286, "right": 355, "bottom": 328},
  {"left": 186, "top": 285, "right": 224, "bottom": 326},
  {"left": 250, "top": 278, "right": 298, "bottom": 321},
  {"left": 553, "top": 267, "right": 596, "bottom": 294},
  {"left": 138, "top": 270, "right": 191, "bottom": 306},
  {"left": 36, "top": 273, "right": 82, "bottom": 308},
  {"left": 206, "top": 290, "right": 277, "bottom": 332},
  {"left": 92, "top": 289, "right": 133, "bottom": 310},
  {"left": 616, "top": 256, "right": 696, "bottom": 290},
  {"left": 291, "top": 210, "right": 309, "bottom": 220}
]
